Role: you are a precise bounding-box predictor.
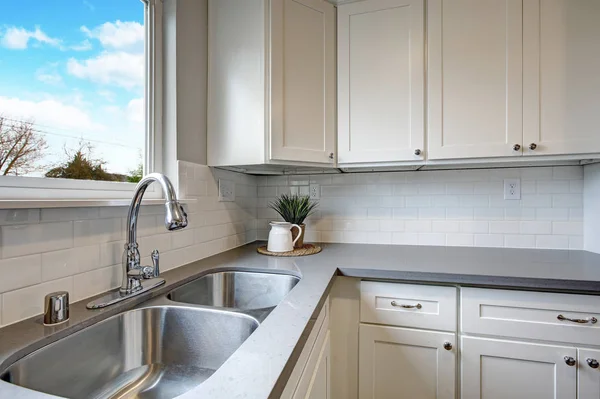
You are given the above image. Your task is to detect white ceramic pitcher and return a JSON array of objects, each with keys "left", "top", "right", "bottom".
[{"left": 267, "top": 222, "right": 303, "bottom": 252}]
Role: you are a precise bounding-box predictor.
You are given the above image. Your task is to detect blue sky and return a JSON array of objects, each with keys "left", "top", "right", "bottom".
[{"left": 0, "top": 0, "right": 145, "bottom": 176}]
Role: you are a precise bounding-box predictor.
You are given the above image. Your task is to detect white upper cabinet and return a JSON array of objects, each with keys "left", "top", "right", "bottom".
[
  {"left": 271, "top": 0, "right": 336, "bottom": 164},
  {"left": 337, "top": 0, "right": 425, "bottom": 165},
  {"left": 207, "top": 0, "right": 335, "bottom": 167},
  {"left": 427, "top": 0, "right": 523, "bottom": 160},
  {"left": 523, "top": 0, "right": 600, "bottom": 156}
]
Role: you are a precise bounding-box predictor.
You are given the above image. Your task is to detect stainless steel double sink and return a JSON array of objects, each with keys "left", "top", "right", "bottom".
[{"left": 0, "top": 270, "right": 300, "bottom": 399}]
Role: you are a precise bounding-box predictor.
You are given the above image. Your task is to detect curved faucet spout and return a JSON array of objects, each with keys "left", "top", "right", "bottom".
[
  {"left": 126, "top": 173, "right": 188, "bottom": 245},
  {"left": 121, "top": 173, "right": 188, "bottom": 294}
]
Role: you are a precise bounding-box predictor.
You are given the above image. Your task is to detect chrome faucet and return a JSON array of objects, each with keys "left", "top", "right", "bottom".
[
  {"left": 87, "top": 173, "right": 188, "bottom": 309},
  {"left": 121, "top": 173, "right": 188, "bottom": 294}
]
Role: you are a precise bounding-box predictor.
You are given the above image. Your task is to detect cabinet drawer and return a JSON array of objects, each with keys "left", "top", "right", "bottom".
[
  {"left": 360, "top": 281, "right": 457, "bottom": 331},
  {"left": 462, "top": 288, "right": 600, "bottom": 346}
]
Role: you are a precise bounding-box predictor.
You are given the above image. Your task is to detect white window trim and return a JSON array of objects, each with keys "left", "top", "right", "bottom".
[{"left": 0, "top": 0, "right": 164, "bottom": 206}]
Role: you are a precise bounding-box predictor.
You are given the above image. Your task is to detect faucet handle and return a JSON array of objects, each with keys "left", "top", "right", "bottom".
[{"left": 151, "top": 250, "right": 160, "bottom": 278}]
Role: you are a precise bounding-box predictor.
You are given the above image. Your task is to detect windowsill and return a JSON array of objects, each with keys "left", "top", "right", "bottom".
[{"left": 0, "top": 198, "right": 197, "bottom": 209}]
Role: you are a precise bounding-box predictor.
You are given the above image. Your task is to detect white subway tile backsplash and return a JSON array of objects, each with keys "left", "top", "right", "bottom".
[
  {"left": 256, "top": 166, "right": 584, "bottom": 252},
  {"left": 418, "top": 233, "right": 446, "bottom": 246},
  {"left": 489, "top": 221, "right": 520, "bottom": 234},
  {"left": 552, "top": 221, "right": 583, "bottom": 236},
  {"left": 0, "top": 255, "right": 41, "bottom": 293},
  {"left": 0, "top": 209, "right": 40, "bottom": 226},
  {"left": 536, "top": 235, "right": 569, "bottom": 249},
  {"left": 2, "top": 276, "right": 73, "bottom": 326},
  {"left": 41, "top": 245, "right": 100, "bottom": 281},
  {"left": 520, "top": 221, "right": 552, "bottom": 235},
  {"left": 2, "top": 222, "right": 73, "bottom": 258},
  {"left": 0, "top": 162, "right": 258, "bottom": 327},
  {"left": 41, "top": 207, "right": 99, "bottom": 222},
  {"left": 504, "top": 235, "right": 536, "bottom": 248},
  {"left": 537, "top": 180, "right": 571, "bottom": 194},
  {"left": 447, "top": 234, "right": 474, "bottom": 247},
  {"left": 392, "top": 232, "right": 419, "bottom": 245},
  {"left": 74, "top": 218, "right": 121, "bottom": 247},
  {"left": 474, "top": 234, "right": 504, "bottom": 248}
]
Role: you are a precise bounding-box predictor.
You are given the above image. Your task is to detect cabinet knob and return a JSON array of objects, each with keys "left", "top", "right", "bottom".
[
  {"left": 414, "top": 149, "right": 422, "bottom": 156},
  {"left": 328, "top": 152, "right": 334, "bottom": 160},
  {"left": 513, "top": 144, "right": 521, "bottom": 151},
  {"left": 587, "top": 358, "right": 600, "bottom": 369},
  {"left": 529, "top": 143, "right": 537, "bottom": 150},
  {"left": 443, "top": 342, "right": 452, "bottom": 351},
  {"left": 564, "top": 356, "right": 576, "bottom": 367}
]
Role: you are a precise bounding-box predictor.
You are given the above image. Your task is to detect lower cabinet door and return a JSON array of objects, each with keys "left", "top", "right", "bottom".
[
  {"left": 305, "top": 331, "right": 331, "bottom": 399},
  {"left": 462, "top": 337, "right": 576, "bottom": 399},
  {"left": 579, "top": 348, "right": 600, "bottom": 398},
  {"left": 359, "top": 324, "right": 456, "bottom": 399}
]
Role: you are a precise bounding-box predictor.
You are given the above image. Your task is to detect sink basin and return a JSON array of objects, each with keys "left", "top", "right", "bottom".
[
  {"left": 167, "top": 270, "right": 300, "bottom": 312},
  {"left": 0, "top": 306, "right": 258, "bottom": 399}
]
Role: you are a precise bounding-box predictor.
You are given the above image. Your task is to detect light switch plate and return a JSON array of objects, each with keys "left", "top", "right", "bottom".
[
  {"left": 503, "top": 179, "right": 521, "bottom": 200},
  {"left": 218, "top": 179, "right": 235, "bottom": 202}
]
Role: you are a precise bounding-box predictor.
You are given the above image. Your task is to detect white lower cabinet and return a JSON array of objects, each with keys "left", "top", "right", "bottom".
[
  {"left": 578, "top": 348, "right": 600, "bottom": 399},
  {"left": 283, "top": 300, "right": 330, "bottom": 399},
  {"left": 305, "top": 331, "right": 330, "bottom": 399},
  {"left": 359, "top": 324, "right": 456, "bottom": 399},
  {"left": 461, "top": 336, "right": 576, "bottom": 399}
]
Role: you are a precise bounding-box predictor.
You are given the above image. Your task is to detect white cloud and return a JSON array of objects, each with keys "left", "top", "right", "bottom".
[
  {"left": 67, "top": 51, "right": 144, "bottom": 90},
  {"left": 1, "top": 26, "right": 60, "bottom": 50},
  {"left": 81, "top": 21, "right": 144, "bottom": 51},
  {"left": 0, "top": 96, "right": 104, "bottom": 132},
  {"left": 70, "top": 39, "right": 92, "bottom": 51},
  {"left": 127, "top": 98, "right": 144, "bottom": 124},
  {"left": 36, "top": 71, "right": 63, "bottom": 85}
]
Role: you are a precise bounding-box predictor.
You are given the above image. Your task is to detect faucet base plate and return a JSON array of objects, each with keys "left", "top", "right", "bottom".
[{"left": 86, "top": 278, "right": 166, "bottom": 309}]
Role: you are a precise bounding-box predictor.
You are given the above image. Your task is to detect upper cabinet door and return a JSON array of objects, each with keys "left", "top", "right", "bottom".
[
  {"left": 337, "top": 0, "right": 425, "bottom": 164},
  {"left": 270, "top": 0, "right": 336, "bottom": 165},
  {"left": 523, "top": 0, "right": 600, "bottom": 156},
  {"left": 427, "top": 0, "right": 523, "bottom": 160}
]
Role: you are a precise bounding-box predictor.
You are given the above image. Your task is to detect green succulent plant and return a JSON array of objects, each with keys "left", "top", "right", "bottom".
[{"left": 268, "top": 194, "right": 318, "bottom": 225}]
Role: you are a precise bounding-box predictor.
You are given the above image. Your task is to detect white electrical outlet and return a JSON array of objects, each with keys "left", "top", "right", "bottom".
[
  {"left": 218, "top": 179, "right": 235, "bottom": 202},
  {"left": 309, "top": 184, "right": 320, "bottom": 199},
  {"left": 503, "top": 178, "right": 521, "bottom": 200}
]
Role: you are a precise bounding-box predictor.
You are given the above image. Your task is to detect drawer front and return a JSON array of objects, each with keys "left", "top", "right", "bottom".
[
  {"left": 360, "top": 281, "right": 457, "bottom": 331},
  {"left": 462, "top": 287, "right": 600, "bottom": 346}
]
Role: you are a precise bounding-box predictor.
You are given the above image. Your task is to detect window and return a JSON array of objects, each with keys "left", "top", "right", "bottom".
[{"left": 0, "top": 0, "right": 159, "bottom": 200}]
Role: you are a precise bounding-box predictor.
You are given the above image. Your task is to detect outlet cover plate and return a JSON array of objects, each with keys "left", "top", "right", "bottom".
[
  {"left": 219, "top": 179, "right": 235, "bottom": 202},
  {"left": 309, "top": 184, "right": 320, "bottom": 199},
  {"left": 503, "top": 178, "right": 521, "bottom": 200}
]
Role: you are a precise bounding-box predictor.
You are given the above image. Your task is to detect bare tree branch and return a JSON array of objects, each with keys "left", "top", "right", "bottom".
[{"left": 0, "top": 116, "right": 48, "bottom": 176}]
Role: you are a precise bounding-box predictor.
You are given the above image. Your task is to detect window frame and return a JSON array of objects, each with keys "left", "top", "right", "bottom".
[{"left": 0, "top": 0, "right": 163, "bottom": 203}]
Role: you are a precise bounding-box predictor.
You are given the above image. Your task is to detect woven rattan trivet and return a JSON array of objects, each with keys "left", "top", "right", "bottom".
[{"left": 257, "top": 243, "right": 322, "bottom": 257}]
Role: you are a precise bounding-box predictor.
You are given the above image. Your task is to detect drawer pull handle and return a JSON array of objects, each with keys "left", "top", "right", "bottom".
[
  {"left": 587, "top": 358, "right": 599, "bottom": 369},
  {"left": 557, "top": 314, "right": 598, "bottom": 324},
  {"left": 564, "top": 356, "right": 576, "bottom": 366},
  {"left": 443, "top": 342, "right": 452, "bottom": 351},
  {"left": 391, "top": 301, "right": 422, "bottom": 309}
]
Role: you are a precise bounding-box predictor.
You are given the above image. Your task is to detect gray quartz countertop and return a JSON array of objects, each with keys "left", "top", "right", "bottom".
[{"left": 2, "top": 243, "right": 600, "bottom": 398}]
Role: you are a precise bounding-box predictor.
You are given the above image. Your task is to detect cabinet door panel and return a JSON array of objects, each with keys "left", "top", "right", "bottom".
[
  {"left": 579, "top": 348, "right": 600, "bottom": 399},
  {"left": 305, "top": 331, "right": 330, "bottom": 399},
  {"left": 523, "top": 0, "right": 600, "bottom": 156},
  {"left": 462, "top": 337, "right": 576, "bottom": 399},
  {"left": 338, "top": 0, "right": 424, "bottom": 164},
  {"left": 428, "top": 0, "right": 523, "bottom": 160},
  {"left": 359, "top": 324, "right": 455, "bottom": 399},
  {"left": 271, "top": 0, "right": 335, "bottom": 164}
]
